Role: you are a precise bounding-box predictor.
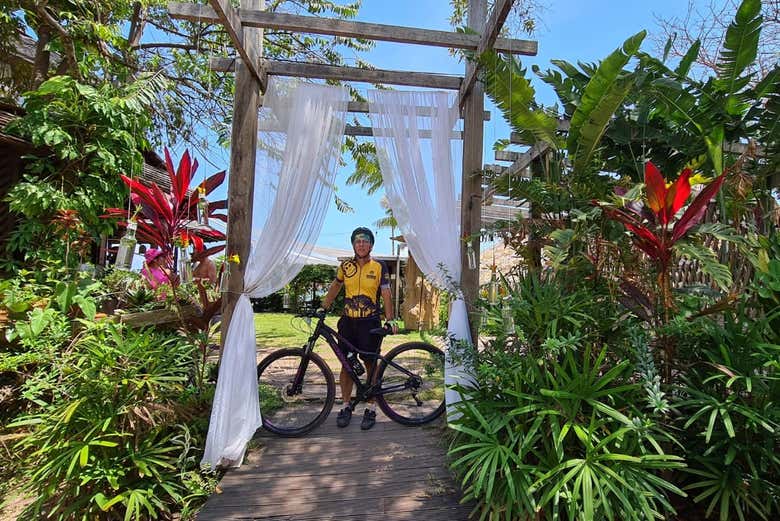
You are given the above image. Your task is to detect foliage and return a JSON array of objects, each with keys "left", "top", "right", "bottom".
[
  {"left": 104, "top": 148, "right": 227, "bottom": 259},
  {"left": 0, "top": 0, "right": 374, "bottom": 147},
  {"left": 9, "top": 321, "right": 210, "bottom": 521},
  {"left": 5, "top": 74, "right": 162, "bottom": 267},
  {"left": 286, "top": 264, "right": 337, "bottom": 311},
  {"left": 449, "top": 337, "right": 684, "bottom": 521},
  {"left": 673, "top": 298, "right": 780, "bottom": 521}
]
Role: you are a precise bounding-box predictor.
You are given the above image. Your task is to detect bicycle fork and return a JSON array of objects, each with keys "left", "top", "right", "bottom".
[{"left": 288, "top": 338, "right": 316, "bottom": 396}]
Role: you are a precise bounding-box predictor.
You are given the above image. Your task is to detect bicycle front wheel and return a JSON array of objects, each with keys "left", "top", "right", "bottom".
[
  {"left": 257, "top": 348, "right": 335, "bottom": 436},
  {"left": 376, "top": 342, "right": 446, "bottom": 426}
]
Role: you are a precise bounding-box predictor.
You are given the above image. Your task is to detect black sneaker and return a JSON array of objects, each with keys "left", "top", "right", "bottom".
[
  {"left": 336, "top": 407, "right": 352, "bottom": 428},
  {"left": 360, "top": 409, "right": 377, "bottom": 430}
]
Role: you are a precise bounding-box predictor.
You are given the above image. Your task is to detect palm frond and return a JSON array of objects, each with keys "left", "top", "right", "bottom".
[{"left": 479, "top": 50, "right": 560, "bottom": 148}]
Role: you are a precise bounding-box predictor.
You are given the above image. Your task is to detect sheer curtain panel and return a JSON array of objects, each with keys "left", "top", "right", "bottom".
[
  {"left": 367, "top": 90, "right": 471, "bottom": 408},
  {"left": 202, "top": 78, "right": 349, "bottom": 468}
]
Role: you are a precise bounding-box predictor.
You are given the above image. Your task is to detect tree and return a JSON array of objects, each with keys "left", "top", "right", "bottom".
[
  {"left": 653, "top": 0, "right": 779, "bottom": 82},
  {"left": 0, "top": 0, "right": 374, "bottom": 150}
]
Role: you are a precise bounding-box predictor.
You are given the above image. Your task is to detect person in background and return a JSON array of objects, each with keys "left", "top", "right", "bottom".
[
  {"left": 192, "top": 250, "right": 218, "bottom": 285},
  {"left": 140, "top": 248, "right": 174, "bottom": 289},
  {"left": 320, "top": 227, "right": 398, "bottom": 431}
]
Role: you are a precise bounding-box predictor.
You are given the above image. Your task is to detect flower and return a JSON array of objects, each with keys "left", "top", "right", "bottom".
[{"left": 229, "top": 254, "right": 240, "bottom": 264}]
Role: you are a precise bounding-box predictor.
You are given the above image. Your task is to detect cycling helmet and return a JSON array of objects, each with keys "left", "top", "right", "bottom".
[{"left": 350, "top": 227, "right": 375, "bottom": 246}]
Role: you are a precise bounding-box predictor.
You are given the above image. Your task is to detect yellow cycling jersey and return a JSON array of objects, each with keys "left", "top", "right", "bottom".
[{"left": 336, "top": 257, "right": 390, "bottom": 318}]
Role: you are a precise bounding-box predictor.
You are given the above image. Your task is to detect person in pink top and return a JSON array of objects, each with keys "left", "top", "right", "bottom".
[{"left": 141, "top": 248, "right": 173, "bottom": 289}]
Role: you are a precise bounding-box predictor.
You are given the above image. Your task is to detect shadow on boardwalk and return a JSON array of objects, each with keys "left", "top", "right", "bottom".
[{"left": 196, "top": 412, "right": 471, "bottom": 520}]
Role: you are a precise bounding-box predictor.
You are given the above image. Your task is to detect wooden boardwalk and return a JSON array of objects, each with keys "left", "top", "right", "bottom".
[{"left": 196, "top": 411, "right": 471, "bottom": 520}]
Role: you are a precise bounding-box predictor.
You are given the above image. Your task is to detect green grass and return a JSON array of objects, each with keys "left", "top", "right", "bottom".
[{"left": 253, "top": 312, "right": 429, "bottom": 351}]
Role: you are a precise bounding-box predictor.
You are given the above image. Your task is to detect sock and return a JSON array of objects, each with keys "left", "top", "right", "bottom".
[{"left": 366, "top": 403, "right": 376, "bottom": 412}]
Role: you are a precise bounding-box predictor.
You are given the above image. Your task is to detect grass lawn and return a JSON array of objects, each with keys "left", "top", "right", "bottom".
[{"left": 253, "top": 312, "right": 429, "bottom": 351}]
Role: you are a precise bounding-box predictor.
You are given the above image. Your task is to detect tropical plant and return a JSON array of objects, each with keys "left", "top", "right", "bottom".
[
  {"left": 598, "top": 162, "right": 727, "bottom": 312},
  {"left": 5, "top": 74, "right": 162, "bottom": 266},
  {"left": 104, "top": 148, "right": 227, "bottom": 260},
  {"left": 10, "top": 321, "right": 202, "bottom": 521},
  {"left": 449, "top": 338, "right": 685, "bottom": 521},
  {"left": 674, "top": 300, "right": 780, "bottom": 521}
]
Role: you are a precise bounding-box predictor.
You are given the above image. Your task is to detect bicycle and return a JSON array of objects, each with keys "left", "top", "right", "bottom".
[{"left": 256, "top": 309, "right": 446, "bottom": 436}]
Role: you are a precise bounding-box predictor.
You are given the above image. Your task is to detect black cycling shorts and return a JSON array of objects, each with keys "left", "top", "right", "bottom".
[{"left": 337, "top": 316, "right": 382, "bottom": 362}]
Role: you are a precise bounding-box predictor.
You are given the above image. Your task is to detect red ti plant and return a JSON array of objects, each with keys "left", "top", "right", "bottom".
[
  {"left": 105, "top": 148, "right": 227, "bottom": 263},
  {"left": 597, "top": 161, "right": 726, "bottom": 379}
]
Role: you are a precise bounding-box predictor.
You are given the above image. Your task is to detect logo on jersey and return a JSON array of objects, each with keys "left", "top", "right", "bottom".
[{"left": 342, "top": 260, "right": 358, "bottom": 277}]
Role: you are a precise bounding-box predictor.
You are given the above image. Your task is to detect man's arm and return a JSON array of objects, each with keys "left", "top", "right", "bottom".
[{"left": 321, "top": 279, "right": 343, "bottom": 310}]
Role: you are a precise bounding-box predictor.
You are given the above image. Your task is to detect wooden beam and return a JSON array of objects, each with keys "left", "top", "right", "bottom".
[
  {"left": 459, "top": 0, "right": 513, "bottom": 106},
  {"left": 205, "top": 0, "right": 265, "bottom": 87},
  {"left": 221, "top": 0, "right": 263, "bottom": 346},
  {"left": 494, "top": 150, "right": 519, "bottom": 162},
  {"left": 255, "top": 96, "right": 489, "bottom": 119},
  {"left": 211, "top": 58, "right": 463, "bottom": 89},
  {"left": 344, "top": 125, "right": 463, "bottom": 139},
  {"left": 169, "top": 2, "right": 537, "bottom": 55},
  {"left": 460, "top": 0, "right": 487, "bottom": 343}
]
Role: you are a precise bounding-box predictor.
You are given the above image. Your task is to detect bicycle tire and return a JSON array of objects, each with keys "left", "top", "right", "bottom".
[
  {"left": 257, "top": 348, "right": 335, "bottom": 436},
  {"left": 376, "top": 342, "right": 446, "bottom": 426}
]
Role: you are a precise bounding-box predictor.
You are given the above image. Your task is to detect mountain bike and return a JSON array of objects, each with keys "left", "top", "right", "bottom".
[{"left": 256, "top": 309, "right": 446, "bottom": 436}]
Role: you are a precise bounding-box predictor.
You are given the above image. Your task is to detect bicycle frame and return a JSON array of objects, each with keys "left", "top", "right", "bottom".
[{"left": 290, "top": 315, "right": 420, "bottom": 408}]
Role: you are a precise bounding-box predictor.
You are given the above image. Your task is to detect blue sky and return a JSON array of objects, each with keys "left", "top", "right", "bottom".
[{"left": 193, "top": 0, "right": 694, "bottom": 256}]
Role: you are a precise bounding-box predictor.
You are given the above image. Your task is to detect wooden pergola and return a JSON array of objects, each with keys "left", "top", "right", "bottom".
[{"left": 167, "top": 0, "right": 537, "bottom": 341}]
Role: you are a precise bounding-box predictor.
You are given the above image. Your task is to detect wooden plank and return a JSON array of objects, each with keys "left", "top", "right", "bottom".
[
  {"left": 459, "top": 0, "right": 514, "bottom": 105},
  {"left": 169, "top": 2, "right": 537, "bottom": 55},
  {"left": 195, "top": 414, "right": 467, "bottom": 521},
  {"left": 205, "top": 0, "right": 265, "bottom": 86},
  {"left": 264, "top": 98, "right": 490, "bottom": 120},
  {"left": 211, "top": 57, "right": 463, "bottom": 89},
  {"left": 460, "top": 0, "right": 487, "bottom": 343},
  {"left": 220, "top": 0, "right": 263, "bottom": 345},
  {"left": 344, "top": 124, "right": 464, "bottom": 139},
  {"left": 494, "top": 150, "right": 519, "bottom": 162}
]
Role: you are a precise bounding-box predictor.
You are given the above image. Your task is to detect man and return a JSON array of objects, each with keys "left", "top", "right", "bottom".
[{"left": 321, "top": 227, "right": 398, "bottom": 430}]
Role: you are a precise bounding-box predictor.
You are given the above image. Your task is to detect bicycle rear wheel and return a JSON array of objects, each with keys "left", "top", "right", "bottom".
[
  {"left": 257, "top": 348, "right": 335, "bottom": 436},
  {"left": 376, "top": 342, "right": 446, "bottom": 425}
]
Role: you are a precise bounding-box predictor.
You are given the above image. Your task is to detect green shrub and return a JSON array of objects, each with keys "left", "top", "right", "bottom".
[
  {"left": 674, "top": 303, "right": 780, "bottom": 521},
  {"left": 449, "top": 337, "right": 684, "bottom": 521},
  {"left": 10, "top": 322, "right": 203, "bottom": 520}
]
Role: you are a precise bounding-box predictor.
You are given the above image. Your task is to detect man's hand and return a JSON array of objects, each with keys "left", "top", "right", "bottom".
[{"left": 385, "top": 320, "right": 399, "bottom": 334}]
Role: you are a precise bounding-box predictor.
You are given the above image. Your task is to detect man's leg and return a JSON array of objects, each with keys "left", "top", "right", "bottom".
[{"left": 340, "top": 366, "right": 353, "bottom": 404}]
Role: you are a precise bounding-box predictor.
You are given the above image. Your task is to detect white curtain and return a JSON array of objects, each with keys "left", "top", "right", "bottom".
[
  {"left": 202, "top": 78, "right": 349, "bottom": 468},
  {"left": 367, "top": 90, "right": 471, "bottom": 408}
]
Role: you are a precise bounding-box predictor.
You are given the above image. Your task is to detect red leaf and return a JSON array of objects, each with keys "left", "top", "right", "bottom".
[
  {"left": 190, "top": 234, "right": 205, "bottom": 252},
  {"left": 664, "top": 169, "right": 692, "bottom": 222},
  {"left": 644, "top": 162, "right": 667, "bottom": 219},
  {"left": 203, "top": 171, "right": 226, "bottom": 195},
  {"left": 208, "top": 213, "right": 227, "bottom": 223},
  {"left": 149, "top": 182, "right": 174, "bottom": 225},
  {"left": 175, "top": 150, "right": 192, "bottom": 205},
  {"left": 671, "top": 173, "right": 726, "bottom": 242},
  {"left": 207, "top": 200, "right": 227, "bottom": 211}
]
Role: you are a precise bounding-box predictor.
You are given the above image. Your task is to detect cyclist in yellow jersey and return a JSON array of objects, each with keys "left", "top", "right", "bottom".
[{"left": 321, "top": 227, "right": 398, "bottom": 430}]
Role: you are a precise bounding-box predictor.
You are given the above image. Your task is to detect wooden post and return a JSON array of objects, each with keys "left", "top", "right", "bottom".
[
  {"left": 221, "top": 0, "right": 264, "bottom": 347},
  {"left": 460, "top": 0, "right": 486, "bottom": 344}
]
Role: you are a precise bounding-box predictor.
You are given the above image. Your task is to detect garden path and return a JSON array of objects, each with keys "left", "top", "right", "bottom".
[{"left": 195, "top": 413, "right": 470, "bottom": 520}]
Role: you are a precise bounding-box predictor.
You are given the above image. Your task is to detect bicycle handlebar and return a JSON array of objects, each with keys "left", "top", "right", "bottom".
[{"left": 296, "top": 310, "right": 395, "bottom": 336}]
